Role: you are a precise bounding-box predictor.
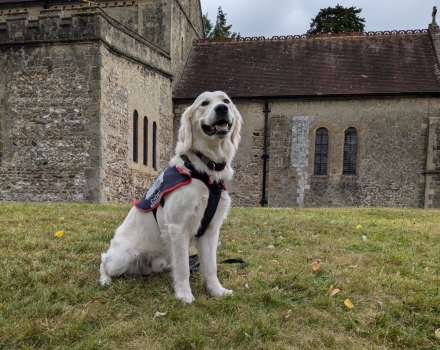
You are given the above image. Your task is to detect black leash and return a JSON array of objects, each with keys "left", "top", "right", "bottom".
[{"left": 189, "top": 254, "right": 247, "bottom": 273}]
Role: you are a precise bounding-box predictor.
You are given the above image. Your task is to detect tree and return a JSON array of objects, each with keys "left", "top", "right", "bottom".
[
  {"left": 307, "top": 4, "right": 365, "bottom": 35},
  {"left": 203, "top": 6, "right": 239, "bottom": 39},
  {"left": 202, "top": 13, "right": 213, "bottom": 38}
]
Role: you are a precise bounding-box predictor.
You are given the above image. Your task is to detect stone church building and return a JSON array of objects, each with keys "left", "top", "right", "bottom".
[{"left": 1, "top": 0, "right": 440, "bottom": 208}]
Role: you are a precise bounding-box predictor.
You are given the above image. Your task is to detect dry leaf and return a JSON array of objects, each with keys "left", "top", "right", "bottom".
[
  {"left": 356, "top": 224, "right": 362, "bottom": 229},
  {"left": 54, "top": 230, "right": 64, "bottom": 237},
  {"left": 58, "top": 217, "right": 65, "bottom": 222},
  {"left": 344, "top": 299, "right": 354, "bottom": 309},
  {"left": 330, "top": 288, "right": 340, "bottom": 297},
  {"left": 311, "top": 260, "right": 321, "bottom": 271},
  {"left": 154, "top": 311, "right": 167, "bottom": 319},
  {"left": 272, "top": 260, "right": 279, "bottom": 264},
  {"left": 267, "top": 244, "right": 275, "bottom": 249},
  {"left": 435, "top": 328, "right": 440, "bottom": 339}
]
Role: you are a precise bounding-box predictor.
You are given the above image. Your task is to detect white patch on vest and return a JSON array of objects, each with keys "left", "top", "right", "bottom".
[{"left": 145, "top": 171, "right": 166, "bottom": 208}]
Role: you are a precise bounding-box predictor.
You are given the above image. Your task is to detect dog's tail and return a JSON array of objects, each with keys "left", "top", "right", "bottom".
[{"left": 100, "top": 253, "right": 112, "bottom": 285}]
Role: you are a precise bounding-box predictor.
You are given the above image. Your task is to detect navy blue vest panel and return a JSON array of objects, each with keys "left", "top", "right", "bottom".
[{"left": 134, "top": 166, "right": 191, "bottom": 212}]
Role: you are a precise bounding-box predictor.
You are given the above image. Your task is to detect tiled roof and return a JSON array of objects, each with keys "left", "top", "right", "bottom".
[{"left": 174, "top": 30, "right": 440, "bottom": 100}]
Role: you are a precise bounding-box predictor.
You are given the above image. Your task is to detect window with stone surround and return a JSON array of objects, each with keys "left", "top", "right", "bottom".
[
  {"left": 143, "top": 116, "right": 148, "bottom": 166},
  {"left": 314, "top": 127, "right": 328, "bottom": 175},
  {"left": 133, "top": 110, "right": 138, "bottom": 163},
  {"left": 343, "top": 127, "right": 357, "bottom": 175},
  {"left": 152, "top": 121, "right": 157, "bottom": 170}
]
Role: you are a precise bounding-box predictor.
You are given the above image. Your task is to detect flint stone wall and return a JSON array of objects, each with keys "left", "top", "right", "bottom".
[{"left": 0, "top": 7, "right": 173, "bottom": 202}]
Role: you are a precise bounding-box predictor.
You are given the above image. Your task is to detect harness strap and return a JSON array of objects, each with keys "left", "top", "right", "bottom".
[{"left": 180, "top": 154, "right": 224, "bottom": 237}]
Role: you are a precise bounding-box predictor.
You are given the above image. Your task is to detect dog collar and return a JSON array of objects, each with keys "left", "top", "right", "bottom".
[{"left": 195, "top": 151, "right": 227, "bottom": 171}]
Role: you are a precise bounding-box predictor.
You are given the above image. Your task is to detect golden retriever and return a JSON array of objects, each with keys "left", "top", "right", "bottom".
[{"left": 100, "top": 91, "right": 243, "bottom": 303}]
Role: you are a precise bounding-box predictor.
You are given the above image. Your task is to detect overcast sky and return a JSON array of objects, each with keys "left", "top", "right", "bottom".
[{"left": 200, "top": 1, "right": 437, "bottom": 38}]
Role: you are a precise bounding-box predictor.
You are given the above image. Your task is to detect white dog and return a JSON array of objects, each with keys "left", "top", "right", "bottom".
[{"left": 100, "top": 91, "right": 243, "bottom": 303}]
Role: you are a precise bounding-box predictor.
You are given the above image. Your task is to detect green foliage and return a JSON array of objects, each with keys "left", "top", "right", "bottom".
[
  {"left": 202, "top": 12, "right": 213, "bottom": 38},
  {"left": 308, "top": 4, "right": 365, "bottom": 34},
  {"left": 203, "top": 6, "right": 239, "bottom": 39},
  {"left": 1, "top": 204, "right": 440, "bottom": 349}
]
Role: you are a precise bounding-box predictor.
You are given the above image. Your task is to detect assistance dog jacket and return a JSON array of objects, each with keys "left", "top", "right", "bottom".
[{"left": 134, "top": 155, "right": 226, "bottom": 237}]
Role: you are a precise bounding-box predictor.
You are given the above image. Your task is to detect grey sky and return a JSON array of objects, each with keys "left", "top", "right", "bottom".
[{"left": 200, "top": 1, "right": 436, "bottom": 38}]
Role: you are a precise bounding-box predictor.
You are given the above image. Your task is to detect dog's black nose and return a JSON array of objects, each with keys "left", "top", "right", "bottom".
[{"left": 215, "top": 104, "right": 229, "bottom": 115}]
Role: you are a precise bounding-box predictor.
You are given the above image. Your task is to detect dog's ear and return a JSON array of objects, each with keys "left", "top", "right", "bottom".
[
  {"left": 230, "top": 104, "right": 243, "bottom": 150},
  {"left": 177, "top": 104, "right": 193, "bottom": 152}
]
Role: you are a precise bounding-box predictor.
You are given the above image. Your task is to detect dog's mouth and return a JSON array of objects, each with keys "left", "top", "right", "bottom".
[{"left": 202, "top": 119, "right": 232, "bottom": 136}]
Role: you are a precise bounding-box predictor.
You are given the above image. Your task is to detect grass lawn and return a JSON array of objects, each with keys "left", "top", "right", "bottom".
[{"left": 0, "top": 203, "right": 439, "bottom": 349}]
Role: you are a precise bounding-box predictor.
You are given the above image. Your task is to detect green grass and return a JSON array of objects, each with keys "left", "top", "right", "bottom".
[{"left": 1, "top": 203, "right": 440, "bottom": 349}]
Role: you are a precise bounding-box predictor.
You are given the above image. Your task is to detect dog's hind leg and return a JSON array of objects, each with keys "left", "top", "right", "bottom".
[
  {"left": 151, "top": 256, "right": 169, "bottom": 273},
  {"left": 100, "top": 248, "right": 138, "bottom": 285},
  {"left": 100, "top": 252, "right": 113, "bottom": 285}
]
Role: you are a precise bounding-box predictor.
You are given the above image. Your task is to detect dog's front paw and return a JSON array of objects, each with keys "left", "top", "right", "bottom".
[
  {"left": 208, "top": 286, "right": 233, "bottom": 298},
  {"left": 175, "top": 291, "right": 195, "bottom": 304}
]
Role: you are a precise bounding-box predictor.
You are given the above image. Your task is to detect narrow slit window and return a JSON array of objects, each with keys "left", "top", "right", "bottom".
[
  {"left": 133, "top": 110, "right": 138, "bottom": 163},
  {"left": 152, "top": 121, "right": 157, "bottom": 170},
  {"left": 314, "top": 128, "right": 328, "bottom": 175},
  {"left": 343, "top": 127, "right": 357, "bottom": 175},
  {"left": 143, "top": 116, "right": 148, "bottom": 166}
]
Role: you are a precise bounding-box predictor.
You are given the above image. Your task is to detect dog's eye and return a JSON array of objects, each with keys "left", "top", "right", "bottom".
[
  {"left": 223, "top": 99, "right": 230, "bottom": 104},
  {"left": 201, "top": 101, "right": 209, "bottom": 106}
]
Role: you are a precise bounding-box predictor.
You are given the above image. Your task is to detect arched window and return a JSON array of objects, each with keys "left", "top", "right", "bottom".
[
  {"left": 152, "top": 121, "right": 157, "bottom": 170},
  {"left": 143, "top": 116, "right": 148, "bottom": 166},
  {"left": 314, "top": 128, "right": 328, "bottom": 175},
  {"left": 343, "top": 127, "right": 357, "bottom": 175},
  {"left": 133, "top": 110, "right": 138, "bottom": 163}
]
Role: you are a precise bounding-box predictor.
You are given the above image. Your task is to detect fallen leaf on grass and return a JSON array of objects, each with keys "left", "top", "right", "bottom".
[
  {"left": 344, "top": 299, "right": 354, "bottom": 309},
  {"left": 435, "top": 328, "right": 440, "bottom": 339},
  {"left": 54, "top": 230, "right": 64, "bottom": 238},
  {"left": 330, "top": 288, "right": 340, "bottom": 297},
  {"left": 356, "top": 224, "right": 362, "bottom": 229},
  {"left": 311, "top": 260, "right": 321, "bottom": 271},
  {"left": 154, "top": 311, "right": 166, "bottom": 319},
  {"left": 59, "top": 217, "right": 65, "bottom": 222},
  {"left": 267, "top": 244, "right": 275, "bottom": 249}
]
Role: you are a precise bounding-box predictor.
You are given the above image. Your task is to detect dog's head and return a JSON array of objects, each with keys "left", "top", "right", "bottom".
[{"left": 177, "top": 91, "right": 243, "bottom": 157}]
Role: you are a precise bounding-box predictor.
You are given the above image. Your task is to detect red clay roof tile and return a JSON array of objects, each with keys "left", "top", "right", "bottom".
[{"left": 174, "top": 31, "right": 440, "bottom": 99}]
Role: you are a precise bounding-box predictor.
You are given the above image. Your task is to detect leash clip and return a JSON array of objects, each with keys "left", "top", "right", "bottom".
[{"left": 209, "top": 163, "right": 215, "bottom": 184}]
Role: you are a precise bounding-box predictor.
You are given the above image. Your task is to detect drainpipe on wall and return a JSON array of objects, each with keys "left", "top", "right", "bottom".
[{"left": 260, "top": 100, "right": 270, "bottom": 206}]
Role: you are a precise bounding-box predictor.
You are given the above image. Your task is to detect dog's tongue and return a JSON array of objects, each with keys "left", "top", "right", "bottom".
[{"left": 214, "top": 123, "right": 228, "bottom": 131}]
